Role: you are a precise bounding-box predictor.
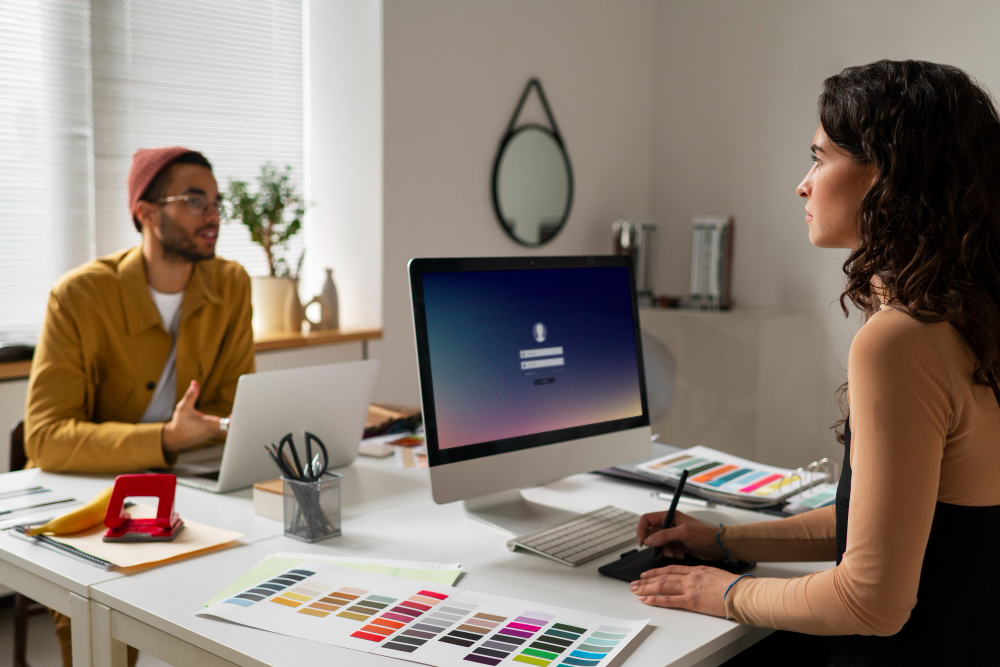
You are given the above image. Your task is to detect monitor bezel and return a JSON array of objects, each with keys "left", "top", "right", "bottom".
[{"left": 409, "top": 255, "right": 650, "bottom": 468}]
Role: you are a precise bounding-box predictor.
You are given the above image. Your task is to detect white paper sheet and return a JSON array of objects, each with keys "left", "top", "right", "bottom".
[
  {"left": 275, "top": 552, "right": 461, "bottom": 571},
  {"left": 197, "top": 561, "right": 647, "bottom": 667}
]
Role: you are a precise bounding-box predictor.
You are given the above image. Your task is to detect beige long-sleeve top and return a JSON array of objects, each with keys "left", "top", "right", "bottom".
[{"left": 722, "top": 307, "right": 1000, "bottom": 636}]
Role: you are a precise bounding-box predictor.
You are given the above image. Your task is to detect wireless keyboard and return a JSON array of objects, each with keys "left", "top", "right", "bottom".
[{"left": 506, "top": 506, "right": 641, "bottom": 566}]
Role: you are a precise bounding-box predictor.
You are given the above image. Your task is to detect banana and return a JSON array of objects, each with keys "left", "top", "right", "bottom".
[{"left": 28, "top": 484, "right": 115, "bottom": 536}]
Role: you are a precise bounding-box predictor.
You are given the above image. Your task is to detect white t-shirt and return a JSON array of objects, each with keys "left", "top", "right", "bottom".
[{"left": 139, "top": 287, "right": 184, "bottom": 423}]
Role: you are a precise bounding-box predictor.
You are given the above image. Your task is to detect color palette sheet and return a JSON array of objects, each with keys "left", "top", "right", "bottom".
[
  {"left": 198, "top": 561, "right": 647, "bottom": 666},
  {"left": 637, "top": 445, "right": 827, "bottom": 508},
  {"left": 204, "top": 554, "right": 463, "bottom": 606}
]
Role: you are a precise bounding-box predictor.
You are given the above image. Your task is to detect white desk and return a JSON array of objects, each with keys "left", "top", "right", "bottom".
[
  {"left": 84, "top": 463, "right": 829, "bottom": 667},
  {"left": 0, "top": 468, "right": 287, "bottom": 666}
]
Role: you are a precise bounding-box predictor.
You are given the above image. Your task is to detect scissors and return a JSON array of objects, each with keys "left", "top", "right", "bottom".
[{"left": 274, "top": 431, "right": 329, "bottom": 482}]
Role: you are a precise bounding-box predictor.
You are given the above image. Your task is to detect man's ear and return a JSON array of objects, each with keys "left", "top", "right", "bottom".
[{"left": 134, "top": 200, "right": 158, "bottom": 233}]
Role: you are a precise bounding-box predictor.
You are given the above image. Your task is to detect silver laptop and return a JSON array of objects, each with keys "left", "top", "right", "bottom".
[{"left": 170, "top": 359, "right": 380, "bottom": 493}]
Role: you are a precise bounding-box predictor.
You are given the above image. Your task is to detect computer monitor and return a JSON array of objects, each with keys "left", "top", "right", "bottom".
[{"left": 409, "top": 255, "right": 652, "bottom": 535}]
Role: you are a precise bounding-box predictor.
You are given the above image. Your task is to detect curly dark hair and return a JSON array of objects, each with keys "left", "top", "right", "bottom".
[{"left": 820, "top": 60, "right": 1000, "bottom": 388}]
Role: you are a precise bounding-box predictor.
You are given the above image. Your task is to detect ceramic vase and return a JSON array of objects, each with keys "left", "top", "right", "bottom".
[
  {"left": 320, "top": 268, "right": 339, "bottom": 330},
  {"left": 251, "top": 276, "right": 290, "bottom": 335},
  {"left": 282, "top": 278, "right": 305, "bottom": 334}
]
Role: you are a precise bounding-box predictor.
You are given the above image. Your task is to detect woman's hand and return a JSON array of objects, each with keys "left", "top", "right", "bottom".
[
  {"left": 630, "top": 565, "right": 739, "bottom": 617},
  {"left": 636, "top": 510, "right": 726, "bottom": 561}
]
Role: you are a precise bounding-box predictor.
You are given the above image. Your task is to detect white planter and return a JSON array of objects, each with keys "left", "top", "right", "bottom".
[{"left": 251, "top": 276, "right": 291, "bottom": 336}]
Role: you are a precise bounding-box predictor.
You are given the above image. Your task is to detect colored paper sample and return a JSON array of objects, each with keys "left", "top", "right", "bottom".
[
  {"left": 198, "top": 561, "right": 647, "bottom": 667},
  {"left": 204, "top": 554, "right": 463, "bottom": 607},
  {"left": 636, "top": 445, "right": 829, "bottom": 507}
]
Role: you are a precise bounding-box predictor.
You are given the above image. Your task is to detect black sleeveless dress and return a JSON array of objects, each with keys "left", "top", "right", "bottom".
[{"left": 829, "top": 386, "right": 1000, "bottom": 665}]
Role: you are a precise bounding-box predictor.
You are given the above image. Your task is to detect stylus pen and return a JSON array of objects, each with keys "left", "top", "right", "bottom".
[{"left": 657, "top": 469, "right": 689, "bottom": 558}]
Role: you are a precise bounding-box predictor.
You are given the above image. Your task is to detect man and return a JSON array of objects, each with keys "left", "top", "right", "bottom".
[{"left": 24, "top": 147, "right": 255, "bottom": 665}]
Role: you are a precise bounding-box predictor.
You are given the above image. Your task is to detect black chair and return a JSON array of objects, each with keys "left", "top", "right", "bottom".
[{"left": 10, "top": 420, "right": 46, "bottom": 667}]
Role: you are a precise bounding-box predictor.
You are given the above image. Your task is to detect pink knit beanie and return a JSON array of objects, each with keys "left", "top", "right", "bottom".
[{"left": 127, "top": 146, "right": 195, "bottom": 215}]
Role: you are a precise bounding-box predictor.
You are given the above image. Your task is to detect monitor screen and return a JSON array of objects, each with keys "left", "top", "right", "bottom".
[{"left": 410, "top": 256, "right": 648, "bottom": 467}]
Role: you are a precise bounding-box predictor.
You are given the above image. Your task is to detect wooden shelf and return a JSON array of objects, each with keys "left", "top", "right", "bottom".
[
  {"left": 0, "top": 329, "right": 383, "bottom": 381},
  {"left": 0, "top": 360, "right": 31, "bottom": 382},
  {"left": 252, "top": 328, "right": 382, "bottom": 352}
]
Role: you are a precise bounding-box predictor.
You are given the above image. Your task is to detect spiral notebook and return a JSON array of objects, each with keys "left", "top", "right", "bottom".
[
  {"left": 13, "top": 525, "right": 113, "bottom": 569},
  {"left": 11, "top": 504, "right": 242, "bottom": 570},
  {"left": 636, "top": 446, "right": 838, "bottom": 509}
]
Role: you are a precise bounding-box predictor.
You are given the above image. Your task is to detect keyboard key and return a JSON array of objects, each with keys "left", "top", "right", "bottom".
[{"left": 509, "top": 506, "right": 640, "bottom": 566}]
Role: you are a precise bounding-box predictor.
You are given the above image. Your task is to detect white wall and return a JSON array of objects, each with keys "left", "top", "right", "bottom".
[
  {"left": 302, "top": 0, "right": 383, "bottom": 330},
  {"left": 374, "top": 0, "right": 659, "bottom": 405},
  {"left": 650, "top": 0, "right": 1000, "bottom": 462}
]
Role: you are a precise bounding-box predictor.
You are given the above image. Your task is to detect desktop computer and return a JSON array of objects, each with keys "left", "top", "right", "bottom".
[{"left": 409, "top": 255, "right": 652, "bottom": 544}]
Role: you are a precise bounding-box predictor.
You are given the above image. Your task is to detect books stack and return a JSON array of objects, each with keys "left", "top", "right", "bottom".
[
  {"left": 364, "top": 404, "right": 421, "bottom": 438},
  {"left": 688, "top": 216, "right": 734, "bottom": 310}
]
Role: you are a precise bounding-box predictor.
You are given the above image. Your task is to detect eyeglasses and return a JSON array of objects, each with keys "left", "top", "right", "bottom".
[{"left": 157, "top": 194, "right": 232, "bottom": 221}]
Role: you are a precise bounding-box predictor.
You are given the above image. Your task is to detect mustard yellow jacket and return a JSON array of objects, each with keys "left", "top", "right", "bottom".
[{"left": 25, "top": 246, "right": 255, "bottom": 473}]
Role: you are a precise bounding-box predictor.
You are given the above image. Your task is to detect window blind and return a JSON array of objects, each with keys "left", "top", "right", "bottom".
[
  {"left": 92, "top": 0, "right": 305, "bottom": 278},
  {"left": 0, "top": 0, "right": 94, "bottom": 342}
]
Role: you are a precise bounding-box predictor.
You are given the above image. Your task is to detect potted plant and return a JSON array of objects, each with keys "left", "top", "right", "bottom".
[{"left": 227, "top": 164, "right": 305, "bottom": 335}]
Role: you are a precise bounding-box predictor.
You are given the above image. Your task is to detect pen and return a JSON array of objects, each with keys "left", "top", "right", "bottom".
[
  {"left": 0, "top": 486, "right": 47, "bottom": 500},
  {"left": 270, "top": 442, "right": 298, "bottom": 480},
  {"left": 657, "top": 469, "right": 689, "bottom": 559},
  {"left": 0, "top": 498, "right": 78, "bottom": 517},
  {"left": 266, "top": 445, "right": 293, "bottom": 478}
]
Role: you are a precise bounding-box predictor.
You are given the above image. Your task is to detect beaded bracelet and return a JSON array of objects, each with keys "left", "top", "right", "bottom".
[{"left": 724, "top": 573, "right": 756, "bottom": 601}]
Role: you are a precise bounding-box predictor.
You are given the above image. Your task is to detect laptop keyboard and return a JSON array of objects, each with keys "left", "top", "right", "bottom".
[{"left": 506, "top": 505, "right": 641, "bottom": 566}]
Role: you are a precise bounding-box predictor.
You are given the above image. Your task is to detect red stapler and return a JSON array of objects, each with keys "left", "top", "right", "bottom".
[{"left": 103, "top": 474, "right": 184, "bottom": 542}]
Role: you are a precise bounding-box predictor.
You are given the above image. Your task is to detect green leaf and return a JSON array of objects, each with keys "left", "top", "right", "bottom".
[{"left": 224, "top": 164, "right": 306, "bottom": 276}]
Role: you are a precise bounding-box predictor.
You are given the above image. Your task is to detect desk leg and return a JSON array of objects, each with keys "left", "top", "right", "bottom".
[
  {"left": 70, "top": 592, "right": 93, "bottom": 667},
  {"left": 361, "top": 339, "right": 368, "bottom": 360},
  {"left": 92, "top": 602, "right": 128, "bottom": 667}
]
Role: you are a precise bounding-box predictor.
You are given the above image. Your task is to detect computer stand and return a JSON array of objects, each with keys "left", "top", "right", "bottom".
[{"left": 463, "top": 489, "right": 578, "bottom": 537}]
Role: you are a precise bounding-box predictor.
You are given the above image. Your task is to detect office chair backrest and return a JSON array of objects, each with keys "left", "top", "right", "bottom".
[{"left": 10, "top": 420, "right": 26, "bottom": 472}]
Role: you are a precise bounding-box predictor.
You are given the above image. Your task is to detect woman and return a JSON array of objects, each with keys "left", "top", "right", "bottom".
[{"left": 632, "top": 60, "right": 1000, "bottom": 665}]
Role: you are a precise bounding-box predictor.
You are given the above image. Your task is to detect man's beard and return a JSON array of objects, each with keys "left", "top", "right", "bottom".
[{"left": 159, "top": 210, "right": 215, "bottom": 263}]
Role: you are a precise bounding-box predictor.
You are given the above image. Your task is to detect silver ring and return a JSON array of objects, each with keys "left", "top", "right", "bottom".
[{"left": 219, "top": 417, "right": 230, "bottom": 433}]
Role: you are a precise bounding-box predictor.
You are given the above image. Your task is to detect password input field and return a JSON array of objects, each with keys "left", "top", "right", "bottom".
[
  {"left": 520, "top": 357, "right": 565, "bottom": 370},
  {"left": 519, "top": 347, "right": 564, "bottom": 359}
]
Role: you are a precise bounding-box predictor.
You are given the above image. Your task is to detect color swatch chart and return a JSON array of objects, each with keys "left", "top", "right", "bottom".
[
  {"left": 199, "top": 561, "right": 647, "bottom": 667},
  {"left": 351, "top": 588, "right": 449, "bottom": 647},
  {"left": 637, "top": 445, "right": 824, "bottom": 505}
]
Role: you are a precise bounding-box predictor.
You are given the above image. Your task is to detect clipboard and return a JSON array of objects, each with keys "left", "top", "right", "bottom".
[{"left": 598, "top": 547, "right": 754, "bottom": 582}]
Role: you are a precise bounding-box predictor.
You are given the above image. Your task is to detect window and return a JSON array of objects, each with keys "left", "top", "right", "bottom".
[
  {"left": 0, "top": 0, "right": 93, "bottom": 342},
  {"left": 92, "top": 0, "right": 305, "bottom": 276},
  {"left": 0, "top": 0, "right": 304, "bottom": 342}
]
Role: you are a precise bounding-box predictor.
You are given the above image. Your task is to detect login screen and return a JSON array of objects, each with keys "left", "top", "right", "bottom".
[{"left": 421, "top": 267, "right": 643, "bottom": 449}]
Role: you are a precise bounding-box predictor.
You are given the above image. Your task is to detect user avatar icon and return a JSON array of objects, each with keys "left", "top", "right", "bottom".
[{"left": 533, "top": 322, "right": 547, "bottom": 343}]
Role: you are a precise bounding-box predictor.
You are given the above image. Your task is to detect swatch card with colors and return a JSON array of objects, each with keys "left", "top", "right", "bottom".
[
  {"left": 198, "top": 561, "right": 647, "bottom": 667},
  {"left": 369, "top": 592, "right": 645, "bottom": 667}
]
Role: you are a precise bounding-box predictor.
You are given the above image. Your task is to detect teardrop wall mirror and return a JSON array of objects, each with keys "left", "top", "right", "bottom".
[{"left": 491, "top": 79, "right": 574, "bottom": 247}]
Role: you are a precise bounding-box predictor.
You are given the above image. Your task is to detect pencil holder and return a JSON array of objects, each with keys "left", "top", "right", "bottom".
[{"left": 282, "top": 473, "right": 342, "bottom": 542}]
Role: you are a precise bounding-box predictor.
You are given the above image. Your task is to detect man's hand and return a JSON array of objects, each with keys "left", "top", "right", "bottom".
[{"left": 162, "top": 380, "right": 224, "bottom": 453}]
